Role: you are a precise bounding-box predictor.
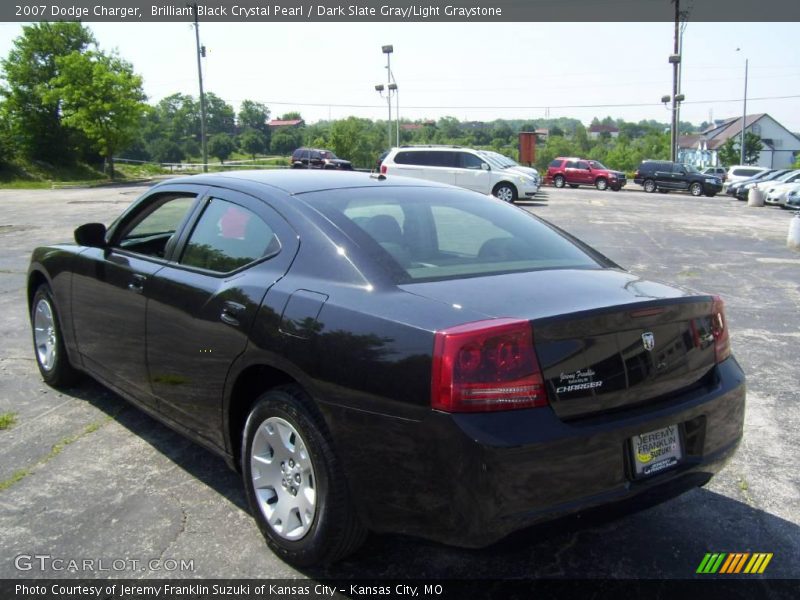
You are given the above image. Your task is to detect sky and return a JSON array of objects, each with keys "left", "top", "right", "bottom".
[{"left": 0, "top": 20, "right": 798, "bottom": 131}]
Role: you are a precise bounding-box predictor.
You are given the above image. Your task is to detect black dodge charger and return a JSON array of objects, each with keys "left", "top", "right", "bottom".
[{"left": 28, "top": 171, "right": 745, "bottom": 566}]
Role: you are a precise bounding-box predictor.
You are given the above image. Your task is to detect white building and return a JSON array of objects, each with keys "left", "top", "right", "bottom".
[{"left": 678, "top": 113, "right": 800, "bottom": 169}]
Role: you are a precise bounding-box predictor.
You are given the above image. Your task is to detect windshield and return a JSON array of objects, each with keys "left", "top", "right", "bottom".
[
  {"left": 589, "top": 161, "right": 609, "bottom": 170},
  {"left": 776, "top": 170, "right": 800, "bottom": 182},
  {"left": 320, "top": 151, "right": 338, "bottom": 159},
  {"left": 301, "top": 186, "right": 601, "bottom": 283},
  {"left": 480, "top": 151, "right": 517, "bottom": 168},
  {"left": 684, "top": 164, "right": 701, "bottom": 174},
  {"left": 480, "top": 153, "right": 510, "bottom": 170}
]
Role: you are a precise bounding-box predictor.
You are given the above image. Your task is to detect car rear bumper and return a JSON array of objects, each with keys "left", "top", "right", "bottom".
[{"left": 335, "top": 357, "right": 745, "bottom": 548}]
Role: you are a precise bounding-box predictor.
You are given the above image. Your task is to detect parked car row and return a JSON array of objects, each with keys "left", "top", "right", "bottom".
[{"left": 725, "top": 168, "right": 800, "bottom": 208}]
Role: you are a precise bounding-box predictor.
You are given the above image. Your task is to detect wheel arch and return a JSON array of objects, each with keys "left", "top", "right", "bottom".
[
  {"left": 27, "top": 269, "right": 49, "bottom": 312},
  {"left": 226, "top": 363, "right": 299, "bottom": 470}
]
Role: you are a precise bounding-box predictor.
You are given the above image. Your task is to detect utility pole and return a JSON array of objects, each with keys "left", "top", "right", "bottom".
[
  {"left": 741, "top": 58, "right": 748, "bottom": 165},
  {"left": 670, "top": 0, "right": 680, "bottom": 163},
  {"left": 193, "top": 3, "right": 208, "bottom": 172}
]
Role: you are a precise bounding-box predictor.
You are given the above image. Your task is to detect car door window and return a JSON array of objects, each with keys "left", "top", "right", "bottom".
[
  {"left": 117, "top": 193, "right": 197, "bottom": 258},
  {"left": 577, "top": 161, "right": 590, "bottom": 170},
  {"left": 459, "top": 152, "right": 486, "bottom": 170},
  {"left": 566, "top": 160, "right": 578, "bottom": 168},
  {"left": 180, "top": 198, "right": 280, "bottom": 273}
]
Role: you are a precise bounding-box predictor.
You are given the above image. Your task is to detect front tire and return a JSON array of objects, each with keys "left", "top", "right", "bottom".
[
  {"left": 690, "top": 182, "right": 703, "bottom": 197},
  {"left": 492, "top": 182, "right": 518, "bottom": 203},
  {"left": 595, "top": 178, "right": 608, "bottom": 191},
  {"left": 553, "top": 175, "right": 566, "bottom": 188},
  {"left": 242, "top": 385, "right": 366, "bottom": 567},
  {"left": 643, "top": 179, "right": 656, "bottom": 193},
  {"left": 31, "top": 284, "right": 80, "bottom": 388}
]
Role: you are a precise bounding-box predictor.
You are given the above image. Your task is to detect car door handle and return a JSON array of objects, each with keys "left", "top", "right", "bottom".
[
  {"left": 128, "top": 274, "right": 146, "bottom": 294},
  {"left": 220, "top": 301, "right": 246, "bottom": 327}
]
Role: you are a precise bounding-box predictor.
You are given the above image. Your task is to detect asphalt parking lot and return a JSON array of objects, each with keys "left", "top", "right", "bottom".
[{"left": 0, "top": 180, "right": 798, "bottom": 581}]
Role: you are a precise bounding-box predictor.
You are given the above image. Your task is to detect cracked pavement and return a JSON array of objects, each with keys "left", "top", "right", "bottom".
[{"left": 0, "top": 183, "right": 798, "bottom": 580}]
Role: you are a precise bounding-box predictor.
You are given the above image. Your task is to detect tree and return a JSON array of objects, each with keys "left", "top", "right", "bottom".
[
  {"left": 718, "top": 133, "right": 763, "bottom": 166},
  {"left": 238, "top": 129, "right": 266, "bottom": 159},
  {"left": 0, "top": 22, "right": 95, "bottom": 163},
  {"left": 48, "top": 50, "right": 146, "bottom": 178},
  {"left": 271, "top": 128, "right": 302, "bottom": 155},
  {"left": 238, "top": 100, "right": 270, "bottom": 132},
  {"left": 204, "top": 92, "right": 236, "bottom": 136},
  {"left": 208, "top": 133, "right": 235, "bottom": 163},
  {"left": 148, "top": 138, "right": 184, "bottom": 164},
  {"left": 279, "top": 111, "right": 302, "bottom": 121}
]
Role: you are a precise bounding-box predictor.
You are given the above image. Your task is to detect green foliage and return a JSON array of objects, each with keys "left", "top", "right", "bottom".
[
  {"left": 148, "top": 138, "right": 184, "bottom": 164},
  {"left": 204, "top": 92, "right": 236, "bottom": 136},
  {"left": 717, "top": 132, "right": 763, "bottom": 166},
  {"left": 280, "top": 111, "right": 302, "bottom": 121},
  {"left": 271, "top": 128, "right": 303, "bottom": 155},
  {"left": 208, "top": 133, "right": 235, "bottom": 163},
  {"left": 0, "top": 22, "right": 95, "bottom": 164},
  {"left": 238, "top": 129, "right": 266, "bottom": 159},
  {"left": 47, "top": 50, "right": 146, "bottom": 178},
  {"left": 330, "top": 117, "right": 383, "bottom": 168}
]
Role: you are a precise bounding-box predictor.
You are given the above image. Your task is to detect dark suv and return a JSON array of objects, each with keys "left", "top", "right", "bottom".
[
  {"left": 546, "top": 157, "right": 626, "bottom": 191},
  {"left": 634, "top": 160, "right": 722, "bottom": 197},
  {"left": 291, "top": 147, "right": 353, "bottom": 170}
]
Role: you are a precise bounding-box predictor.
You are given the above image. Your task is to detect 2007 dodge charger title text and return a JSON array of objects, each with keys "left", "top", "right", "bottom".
[{"left": 27, "top": 171, "right": 745, "bottom": 566}]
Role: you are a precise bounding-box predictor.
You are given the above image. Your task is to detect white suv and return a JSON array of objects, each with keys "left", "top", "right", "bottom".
[{"left": 380, "top": 146, "right": 539, "bottom": 203}]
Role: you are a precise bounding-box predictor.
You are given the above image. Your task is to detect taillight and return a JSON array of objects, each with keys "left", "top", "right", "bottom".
[
  {"left": 380, "top": 164, "right": 387, "bottom": 174},
  {"left": 431, "top": 318, "right": 547, "bottom": 412},
  {"left": 711, "top": 295, "right": 731, "bottom": 363}
]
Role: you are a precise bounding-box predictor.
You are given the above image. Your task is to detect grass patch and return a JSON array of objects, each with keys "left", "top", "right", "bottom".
[
  {"left": 0, "top": 417, "right": 111, "bottom": 493},
  {"left": 0, "top": 412, "right": 18, "bottom": 430},
  {"left": 0, "top": 159, "right": 168, "bottom": 189}
]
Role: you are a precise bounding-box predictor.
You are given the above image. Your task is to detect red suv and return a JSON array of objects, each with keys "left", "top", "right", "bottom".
[{"left": 546, "top": 157, "right": 626, "bottom": 191}]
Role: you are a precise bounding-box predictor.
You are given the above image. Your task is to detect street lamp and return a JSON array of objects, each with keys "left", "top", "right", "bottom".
[
  {"left": 736, "top": 48, "right": 749, "bottom": 165},
  {"left": 374, "top": 45, "right": 399, "bottom": 148}
]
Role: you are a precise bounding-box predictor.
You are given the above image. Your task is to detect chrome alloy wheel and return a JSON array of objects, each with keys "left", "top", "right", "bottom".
[
  {"left": 250, "top": 416, "right": 317, "bottom": 541},
  {"left": 33, "top": 298, "right": 57, "bottom": 372},
  {"left": 495, "top": 185, "right": 514, "bottom": 202}
]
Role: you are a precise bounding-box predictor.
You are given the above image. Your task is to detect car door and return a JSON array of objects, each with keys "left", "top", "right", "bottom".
[
  {"left": 653, "top": 162, "right": 677, "bottom": 190},
  {"left": 70, "top": 186, "right": 205, "bottom": 402},
  {"left": 144, "top": 188, "right": 299, "bottom": 445},
  {"left": 454, "top": 151, "right": 490, "bottom": 193},
  {"left": 575, "top": 160, "right": 593, "bottom": 185}
]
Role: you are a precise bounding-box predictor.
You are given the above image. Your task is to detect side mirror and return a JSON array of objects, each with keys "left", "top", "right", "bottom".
[
  {"left": 481, "top": 162, "right": 490, "bottom": 171},
  {"left": 74, "top": 223, "right": 107, "bottom": 248}
]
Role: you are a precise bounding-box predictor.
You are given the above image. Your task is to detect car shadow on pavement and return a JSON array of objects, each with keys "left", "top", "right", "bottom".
[{"left": 77, "top": 380, "right": 799, "bottom": 580}]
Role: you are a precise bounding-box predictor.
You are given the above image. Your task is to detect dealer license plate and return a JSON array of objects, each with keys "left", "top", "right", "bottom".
[{"left": 631, "top": 424, "right": 683, "bottom": 477}]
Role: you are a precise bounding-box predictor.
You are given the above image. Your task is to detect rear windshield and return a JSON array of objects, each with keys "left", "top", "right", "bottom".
[{"left": 300, "top": 186, "right": 602, "bottom": 283}]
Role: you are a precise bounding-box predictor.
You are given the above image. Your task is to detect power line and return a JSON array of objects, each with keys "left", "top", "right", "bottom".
[{"left": 256, "top": 94, "right": 800, "bottom": 110}]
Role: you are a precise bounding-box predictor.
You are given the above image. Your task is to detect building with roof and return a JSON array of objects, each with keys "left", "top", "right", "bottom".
[
  {"left": 678, "top": 113, "right": 800, "bottom": 169},
  {"left": 267, "top": 119, "right": 305, "bottom": 128}
]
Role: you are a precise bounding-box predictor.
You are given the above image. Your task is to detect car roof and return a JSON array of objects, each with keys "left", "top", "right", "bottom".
[{"left": 160, "top": 170, "right": 450, "bottom": 195}]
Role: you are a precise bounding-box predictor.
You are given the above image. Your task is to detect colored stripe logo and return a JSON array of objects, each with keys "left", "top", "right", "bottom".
[{"left": 696, "top": 553, "right": 773, "bottom": 574}]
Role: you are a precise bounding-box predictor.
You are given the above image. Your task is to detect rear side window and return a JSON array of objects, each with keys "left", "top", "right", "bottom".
[
  {"left": 181, "top": 199, "right": 279, "bottom": 273},
  {"left": 576, "top": 161, "right": 589, "bottom": 170},
  {"left": 303, "top": 187, "right": 601, "bottom": 283},
  {"left": 548, "top": 159, "right": 563, "bottom": 168}
]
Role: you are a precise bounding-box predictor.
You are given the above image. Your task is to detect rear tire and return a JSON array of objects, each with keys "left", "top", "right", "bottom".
[
  {"left": 643, "top": 179, "right": 656, "bottom": 193},
  {"left": 242, "top": 385, "right": 366, "bottom": 567},
  {"left": 553, "top": 175, "right": 566, "bottom": 188},
  {"left": 31, "top": 284, "right": 81, "bottom": 388}
]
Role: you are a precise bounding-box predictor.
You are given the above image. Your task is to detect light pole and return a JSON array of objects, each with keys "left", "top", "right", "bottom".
[
  {"left": 375, "top": 45, "right": 398, "bottom": 149},
  {"left": 191, "top": 3, "right": 208, "bottom": 172},
  {"left": 736, "top": 48, "right": 749, "bottom": 165}
]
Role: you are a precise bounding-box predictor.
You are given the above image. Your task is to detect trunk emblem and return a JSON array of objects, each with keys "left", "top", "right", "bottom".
[{"left": 642, "top": 332, "right": 656, "bottom": 351}]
